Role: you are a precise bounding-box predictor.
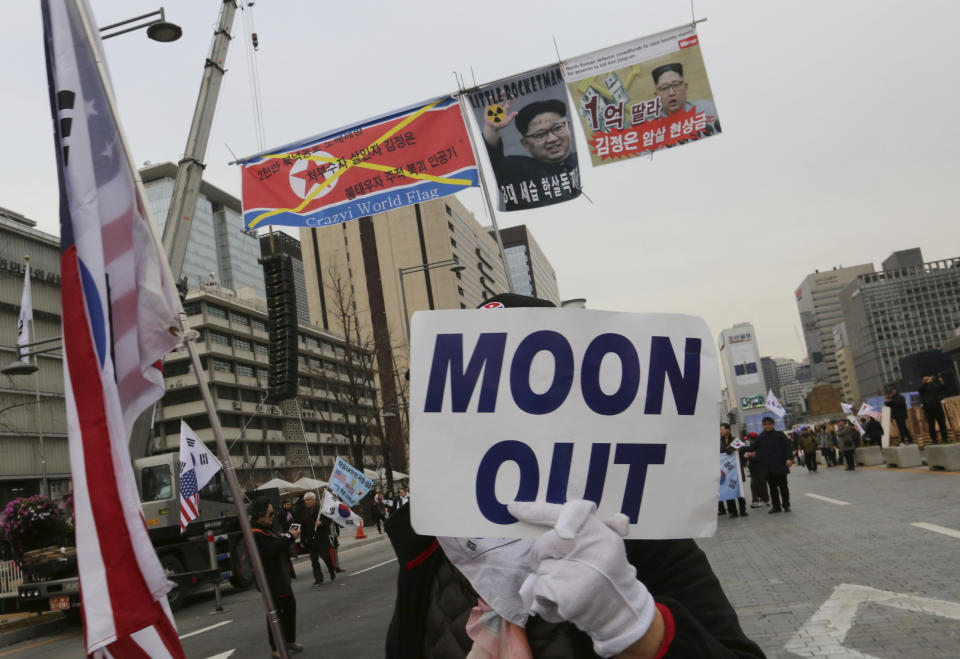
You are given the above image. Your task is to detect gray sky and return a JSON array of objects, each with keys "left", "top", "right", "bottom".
[{"left": 4, "top": 1, "right": 959, "bottom": 361}]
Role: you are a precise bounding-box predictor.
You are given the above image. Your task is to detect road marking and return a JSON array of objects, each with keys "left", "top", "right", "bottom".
[
  {"left": 0, "top": 634, "right": 72, "bottom": 656},
  {"left": 911, "top": 521, "right": 960, "bottom": 540},
  {"left": 203, "top": 651, "right": 235, "bottom": 659},
  {"left": 179, "top": 620, "right": 232, "bottom": 640},
  {"left": 784, "top": 583, "right": 960, "bottom": 658},
  {"left": 349, "top": 558, "right": 397, "bottom": 576},
  {"left": 804, "top": 493, "right": 850, "bottom": 506}
]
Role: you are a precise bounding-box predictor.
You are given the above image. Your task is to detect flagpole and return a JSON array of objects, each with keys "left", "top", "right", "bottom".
[
  {"left": 453, "top": 81, "right": 516, "bottom": 294},
  {"left": 70, "top": 3, "right": 289, "bottom": 656}
]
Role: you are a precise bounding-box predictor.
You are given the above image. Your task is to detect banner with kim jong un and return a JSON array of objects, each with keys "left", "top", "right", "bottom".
[
  {"left": 466, "top": 65, "right": 581, "bottom": 212},
  {"left": 564, "top": 25, "right": 721, "bottom": 166}
]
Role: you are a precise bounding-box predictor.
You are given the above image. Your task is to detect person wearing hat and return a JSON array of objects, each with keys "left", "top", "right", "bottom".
[
  {"left": 384, "top": 293, "right": 763, "bottom": 658},
  {"left": 651, "top": 63, "right": 720, "bottom": 137},
  {"left": 481, "top": 98, "right": 580, "bottom": 210}
]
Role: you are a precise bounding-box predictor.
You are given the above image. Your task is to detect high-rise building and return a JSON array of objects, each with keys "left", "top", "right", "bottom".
[
  {"left": 760, "top": 357, "right": 781, "bottom": 399},
  {"left": 259, "top": 232, "right": 310, "bottom": 325},
  {"left": 832, "top": 322, "right": 861, "bottom": 404},
  {"left": 141, "top": 162, "right": 265, "bottom": 298},
  {"left": 0, "top": 208, "right": 71, "bottom": 508},
  {"left": 495, "top": 225, "right": 560, "bottom": 305},
  {"left": 155, "top": 287, "right": 382, "bottom": 488},
  {"left": 718, "top": 323, "right": 767, "bottom": 427},
  {"left": 841, "top": 250, "right": 960, "bottom": 396},
  {"left": 795, "top": 263, "right": 875, "bottom": 387}
]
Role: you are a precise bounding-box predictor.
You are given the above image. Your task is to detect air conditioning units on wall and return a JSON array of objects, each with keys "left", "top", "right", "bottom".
[{"left": 232, "top": 401, "right": 242, "bottom": 410}]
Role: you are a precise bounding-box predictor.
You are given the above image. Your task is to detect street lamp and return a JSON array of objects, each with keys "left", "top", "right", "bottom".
[
  {"left": 398, "top": 257, "right": 466, "bottom": 343},
  {"left": 2, "top": 337, "right": 62, "bottom": 497},
  {"left": 99, "top": 8, "right": 182, "bottom": 42}
]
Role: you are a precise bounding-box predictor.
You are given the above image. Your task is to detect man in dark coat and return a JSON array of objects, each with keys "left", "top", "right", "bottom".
[
  {"left": 249, "top": 498, "right": 303, "bottom": 656},
  {"left": 918, "top": 374, "right": 949, "bottom": 444},
  {"left": 884, "top": 387, "right": 914, "bottom": 444},
  {"left": 862, "top": 417, "right": 884, "bottom": 447},
  {"left": 742, "top": 432, "right": 768, "bottom": 508},
  {"left": 749, "top": 417, "right": 793, "bottom": 513},
  {"left": 295, "top": 492, "right": 335, "bottom": 585}
]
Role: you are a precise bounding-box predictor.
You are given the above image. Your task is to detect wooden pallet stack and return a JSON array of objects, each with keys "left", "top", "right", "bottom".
[{"left": 888, "top": 396, "right": 960, "bottom": 446}]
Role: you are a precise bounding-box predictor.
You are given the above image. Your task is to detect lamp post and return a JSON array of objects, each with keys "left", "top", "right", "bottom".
[
  {"left": 3, "top": 336, "right": 62, "bottom": 497},
  {"left": 99, "top": 7, "right": 182, "bottom": 42},
  {"left": 398, "top": 257, "right": 466, "bottom": 344}
]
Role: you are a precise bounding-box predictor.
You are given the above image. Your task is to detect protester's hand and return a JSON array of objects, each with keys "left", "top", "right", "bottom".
[
  {"left": 481, "top": 99, "right": 518, "bottom": 146},
  {"left": 786, "top": 459, "right": 793, "bottom": 468},
  {"left": 508, "top": 500, "right": 657, "bottom": 657}
]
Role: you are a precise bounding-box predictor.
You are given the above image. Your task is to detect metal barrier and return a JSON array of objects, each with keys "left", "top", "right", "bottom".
[{"left": 0, "top": 560, "right": 23, "bottom": 595}]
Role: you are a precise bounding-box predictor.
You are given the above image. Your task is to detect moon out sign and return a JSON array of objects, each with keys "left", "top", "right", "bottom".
[{"left": 410, "top": 310, "right": 721, "bottom": 540}]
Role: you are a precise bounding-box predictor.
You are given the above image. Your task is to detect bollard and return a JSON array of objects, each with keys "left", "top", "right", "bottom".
[{"left": 207, "top": 531, "right": 224, "bottom": 613}]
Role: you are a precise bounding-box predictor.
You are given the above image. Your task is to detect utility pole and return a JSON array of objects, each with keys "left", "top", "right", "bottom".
[{"left": 161, "top": 0, "right": 238, "bottom": 279}]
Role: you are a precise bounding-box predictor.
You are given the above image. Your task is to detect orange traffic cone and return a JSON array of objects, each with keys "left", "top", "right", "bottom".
[{"left": 355, "top": 522, "right": 367, "bottom": 540}]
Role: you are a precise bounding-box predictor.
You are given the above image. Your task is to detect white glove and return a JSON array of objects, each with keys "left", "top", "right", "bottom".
[{"left": 508, "top": 500, "right": 656, "bottom": 657}]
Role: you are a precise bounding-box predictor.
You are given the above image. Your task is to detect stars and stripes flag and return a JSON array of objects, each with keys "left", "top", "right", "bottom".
[
  {"left": 43, "top": 0, "right": 185, "bottom": 656},
  {"left": 16, "top": 262, "right": 32, "bottom": 363},
  {"left": 858, "top": 402, "right": 882, "bottom": 421},
  {"left": 178, "top": 421, "right": 222, "bottom": 532}
]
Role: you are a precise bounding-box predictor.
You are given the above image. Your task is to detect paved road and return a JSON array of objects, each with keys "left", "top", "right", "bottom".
[
  {"left": 5, "top": 465, "right": 959, "bottom": 658},
  {"left": 699, "top": 462, "right": 960, "bottom": 658},
  {"left": 1, "top": 536, "right": 397, "bottom": 658}
]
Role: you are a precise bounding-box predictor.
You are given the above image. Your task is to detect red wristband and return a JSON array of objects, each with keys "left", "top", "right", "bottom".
[{"left": 654, "top": 603, "right": 676, "bottom": 659}]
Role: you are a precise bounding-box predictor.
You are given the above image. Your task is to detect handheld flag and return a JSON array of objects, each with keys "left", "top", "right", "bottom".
[
  {"left": 841, "top": 402, "right": 853, "bottom": 415},
  {"left": 729, "top": 438, "right": 746, "bottom": 450},
  {"left": 179, "top": 421, "right": 222, "bottom": 532},
  {"left": 44, "top": 0, "right": 184, "bottom": 655},
  {"left": 857, "top": 402, "right": 881, "bottom": 421},
  {"left": 321, "top": 489, "right": 364, "bottom": 528},
  {"left": 765, "top": 390, "right": 786, "bottom": 418},
  {"left": 16, "top": 261, "right": 32, "bottom": 363},
  {"left": 328, "top": 456, "right": 375, "bottom": 507}
]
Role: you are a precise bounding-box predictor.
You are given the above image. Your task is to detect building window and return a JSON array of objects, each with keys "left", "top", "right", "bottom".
[
  {"left": 183, "top": 302, "right": 202, "bottom": 316},
  {"left": 230, "top": 311, "right": 250, "bottom": 325},
  {"left": 234, "top": 338, "right": 252, "bottom": 352},
  {"left": 252, "top": 318, "right": 267, "bottom": 332},
  {"left": 207, "top": 305, "right": 227, "bottom": 320},
  {"left": 255, "top": 343, "right": 269, "bottom": 357},
  {"left": 236, "top": 363, "right": 255, "bottom": 377},
  {"left": 257, "top": 367, "right": 270, "bottom": 380},
  {"left": 212, "top": 359, "right": 233, "bottom": 373},
  {"left": 209, "top": 331, "right": 231, "bottom": 347}
]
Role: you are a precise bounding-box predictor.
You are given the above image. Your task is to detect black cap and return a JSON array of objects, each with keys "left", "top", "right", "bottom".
[
  {"left": 515, "top": 99, "right": 567, "bottom": 136},
  {"left": 477, "top": 293, "right": 556, "bottom": 309},
  {"left": 652, "top": 62, "right": 683, "bottom": 85}
]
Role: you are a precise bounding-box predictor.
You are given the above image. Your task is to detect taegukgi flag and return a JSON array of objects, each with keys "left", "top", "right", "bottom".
[
  {"left": 718, "top": 453, "right": 744, "bottom": 502},
  {"left": 44, "top": 0, "right": 185, "bottom": 655},
  {"left": 16, "top": 261, "right": 32, "bottom": 364},
  {"left": 765, "top": 390, "right": 786, "bottom": 418},
  {"left": 178, "top": 421, "right": 222, "bottom": 532},
  {"left": 467, "top": 65, "right": 581, "bottom": 211},
  {"left": 239, "top": 96, "right": 478, "bottom": 230},
  {"left": 564, "top": 25, "right": 720, "bottom": 165},
  {"left": 320, "top": 489, "right": 364, "bottom": 528}
]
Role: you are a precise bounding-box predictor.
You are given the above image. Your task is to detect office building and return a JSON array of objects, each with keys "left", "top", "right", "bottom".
[
  {"left": 495, "top": 225, "right": 560, "bottom": 305},
  {"left": 760, "top": 357, "right": 781, "bottom": 400},
  {"left": 154, "top": 287, "right": 382, "bottom": 489},
  {"left": 832, "top": 322, "right": 861, "bottom": 404},
  {"left": 718, "top": 323, "right": 767, "bottom": 425},
  {"left": 795, "top": 263, "right": 875, "bottom": 386},
  {"left": 141, "top": 162, "right": 265, "bottom": 298},
  {"left": 259, "top": 232, "right": 310, "bottom": 325},
  {"left": 841, "top": 250, "right": 960, "bottom": 396},
  {"left": 0, "top": 208, "right": 70, "bottom": 509}
]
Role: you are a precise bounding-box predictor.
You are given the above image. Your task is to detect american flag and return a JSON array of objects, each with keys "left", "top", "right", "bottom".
[
  {"left": 179, "top": 464, "right": 200, "bottom": 532},
  {"left": 44, "top": 0, "right": 185, "bottom": 656}
]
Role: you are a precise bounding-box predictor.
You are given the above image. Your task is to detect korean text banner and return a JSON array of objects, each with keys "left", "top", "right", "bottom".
[
  {"left": 409, "top": 309, "right": 721, "bottom": 540},
  {"left": 328, "top": 456, "right": 374, "bottom": 507},
  {"left": 240, "top": 96, "right": 479, "bottom": 229},
  {"left": 466, "top": 65, "right": 581, "bottom": 211},
  {"left": 564, "top": 26, "right": 721, "bottom": 166}
]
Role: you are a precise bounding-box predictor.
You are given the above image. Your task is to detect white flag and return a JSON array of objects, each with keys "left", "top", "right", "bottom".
[
  {"left": 179, "top": 420, "right": 222, "bottom": 491},
  {"left": 17, "top": 263, "right": 32, "bottom": 363},
  {"left": 857, "top": 402, "right": 881, "bottom": 421},
  {"left": 841, "top": 402, "right": 853, "bottom": 415},
  {"left": 765, "top": 389, "right": 786, "bottom": 418},
  {"left": 321, "top": 489, "right": 364, "bottom": 528}
]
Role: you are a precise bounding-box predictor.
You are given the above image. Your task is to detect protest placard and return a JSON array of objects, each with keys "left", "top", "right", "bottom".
[
  {"left": 409, "top": 309, "right": 720, "bottom": 539},
  {"left": 328, "top": 456, "right": 374, "bottom": 507}
]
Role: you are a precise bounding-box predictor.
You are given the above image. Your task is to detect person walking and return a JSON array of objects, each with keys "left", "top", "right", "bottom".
[
  {"left": 749, "top": 417, "right": 793, "bottom": 513},
  {"left": 372, "top": 491, "right": 387, "bottom": 534},
  {"left": 836, "top": 419, "right": 858, "bottom": 471},
  {"left": 885, "top": 387, "right": 914, "bottom": 444},
  {"left": 919, "top": 374, "right": 949, "bottom": 444},
  {"left": 817, "top": 425, "right": 835, "bottom": 467},
  {"left": 720, "top": 423, "right": 748, "bottom": 518},
  {"left": 249, "top": 498, "right": 303, "bottom": 657},
  {"left": 296, "top": 492, "right": 335, "bottom": 585},
  {"left": 800, "top": 429, "right": 819, "bottom": 472},
  {"left": 742, "top": 432, "right": 769, "bottom": 508}
]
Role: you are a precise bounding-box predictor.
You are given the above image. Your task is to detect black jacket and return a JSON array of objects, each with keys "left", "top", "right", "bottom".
[
  {"left": 885, "top": 393, "right": 908, "bottom": 419},
  {"left": 384, "top": 504, "right": 764, "bottom": 658},
  {"left": 864, "top": 419, "right": 883, "bottom": 442},
  {"left": 296, "top": 504, "right": 331, "bottom": 552},
  {"left": 753, "top": 431, "right": 792, "bottom": 477},
  {"left": 918, "top": 380, "right": 947, "bottom": 408},
  {"left": 251, "top": 524, "right": 294, "bottom": 597}
]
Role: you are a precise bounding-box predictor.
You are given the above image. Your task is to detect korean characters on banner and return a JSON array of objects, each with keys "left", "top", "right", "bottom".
[
  {"left": 409, "top": 309, "right": 721, "bottom": 540},
  {"left": 564, "top": 25, "right": 721, "bottom": 165},
  {"left": 239, "top": 95, "right": 479, "bottom": 230},
  {"left": 467, "top": 65, "right": 582, "bottom": 211}
]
